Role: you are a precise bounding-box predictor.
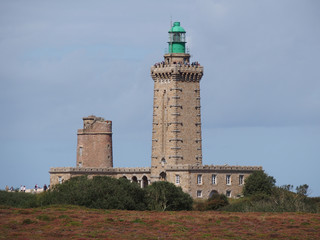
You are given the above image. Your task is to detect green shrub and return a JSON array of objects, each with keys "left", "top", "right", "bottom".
[
  {"left": 243, "top": 171, "right": 276, "bottom": 196},
  {"left": 38, "top": 176, "right": 147, "bottom": 210},
  {"left": 0, "top": 191, "right": 38, "bottom": 208},
  {"left": 222, "top": 187, "right": 319, "bottom": 213},
  {"left": 206, "top": 193, "right": 229, "bottom": 210},
  {"left": 219, "top": 198, "right": 251, "bottom": 212},
  {"left": 249, "top": 193, "right": 271, "bottom": 202},
  {"left": 193, "top": 194, "right": 229, "bottom": 211},
  {"left": 146, "top": 181, "right": 193, "bottom": 211}
]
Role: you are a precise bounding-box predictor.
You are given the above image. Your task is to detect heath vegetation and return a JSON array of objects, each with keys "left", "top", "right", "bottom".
[{"left": 1, "top": 172, "right": 319, "bottom": 213}]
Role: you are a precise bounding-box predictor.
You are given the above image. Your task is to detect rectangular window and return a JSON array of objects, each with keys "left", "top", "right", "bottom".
[
  {"left": 226, "top": 190, "right": 231, "bottom": 198},
  {"left": 58, "top": 176, "right": 62, "bottom": 184},
  {"left": 79, "top": 147, "right": 83, "bottom": 156},
  {"left": 226, "top": 175, "right": 231, "bottom": 185},
  {"left": 197, "top": 190, "right": 202, "bottom": 198},
  {"left": 239, "top": 175, "right": 244, "bottom": 185},
  {"left": 197, "top": 175, "right": 202, "bottom": 185},
  {"left": 175, "top": 175, "right": 180, "bottom": 184},
  {"left": 212, "top": 174, "right": 217, "bottom": 185}
]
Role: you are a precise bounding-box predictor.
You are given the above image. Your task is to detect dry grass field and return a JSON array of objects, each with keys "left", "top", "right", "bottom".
[{"left": 1, "top": 205, "right": 320, "bottom": 239}]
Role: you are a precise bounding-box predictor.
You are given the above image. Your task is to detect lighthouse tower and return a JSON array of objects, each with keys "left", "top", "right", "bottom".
[{"left": 150, "top": 22, "right": 204, "bottom": 181}]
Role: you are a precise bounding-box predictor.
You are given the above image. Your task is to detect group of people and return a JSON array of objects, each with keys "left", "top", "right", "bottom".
[
  {"left": 153, "top": 60, "right": 201, "bottom": 68},
  {"left": 34, "top": 184, "right": 49, "bottom": 192},
  {"left": 5, "top": 184, "right": 49, "bottom": 193},
  {"left": 5, "top": 186, "right": 15, "bottom": 192}
]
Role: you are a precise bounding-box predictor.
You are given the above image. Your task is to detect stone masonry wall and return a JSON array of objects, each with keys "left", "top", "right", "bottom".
[
  {"left": 49, "top": 165, "right": 262, "bottom": 199},
  {"left": 150, "top": 53, "right": 204, "bottom": 182},
  {"left": 76, "top": 116, "right": 113, "bottom": 168}
]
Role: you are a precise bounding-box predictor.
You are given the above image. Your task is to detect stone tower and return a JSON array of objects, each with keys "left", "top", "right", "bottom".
[
  {"left": 76, "top": 115, "right": 113, "bottom": 168},
  {"left": 150, "top": 22, "right": 204, "bottom": 181}
]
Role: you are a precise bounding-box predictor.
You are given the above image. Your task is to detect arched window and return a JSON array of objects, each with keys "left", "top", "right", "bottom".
[
  {"left": 209, "top": 190, "right": 218, "bottom": 198},
  {"left": 159, "top": 172, "right": 166, "bottom": 181},
  {"left": 142, "top": 176, "right": 148, "bottom": 188},
  {"left": 161, "top": 158, "right": 166, "bottom": 166},
  {"left": 132, "top": 176, "right": 138, "bottom": 183}
]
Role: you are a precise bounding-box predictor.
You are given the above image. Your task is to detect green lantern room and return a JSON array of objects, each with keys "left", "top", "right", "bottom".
[{"left": 168, "top": 22, "right": 186, "bottom": 53}]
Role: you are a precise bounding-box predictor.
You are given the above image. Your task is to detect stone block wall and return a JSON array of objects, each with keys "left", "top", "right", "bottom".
[{"left": 76, "top": 116, "right": 113, "bottom": 168}]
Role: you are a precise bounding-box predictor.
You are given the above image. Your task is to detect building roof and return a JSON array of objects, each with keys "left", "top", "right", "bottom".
[{"left": 169, "top": 22, "right": 186, "bottom": 33}]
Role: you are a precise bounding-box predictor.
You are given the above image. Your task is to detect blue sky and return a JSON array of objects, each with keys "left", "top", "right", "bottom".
[{"left": 1, "top": 0, "right": 319, "bottom": 196}]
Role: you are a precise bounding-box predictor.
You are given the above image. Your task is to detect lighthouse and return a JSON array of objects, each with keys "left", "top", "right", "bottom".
[{"left": 150, "top": 22, "right": 204, "bottom": 181}]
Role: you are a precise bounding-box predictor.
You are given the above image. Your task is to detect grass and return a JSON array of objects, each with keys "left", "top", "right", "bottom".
[{"left": 0, "top": 205, "right": 319, "bottom": 239}]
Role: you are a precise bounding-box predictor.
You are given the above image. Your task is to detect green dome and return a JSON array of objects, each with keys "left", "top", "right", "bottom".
[{"left": 169, "top": 22, "right": 186, "bottom": 33}]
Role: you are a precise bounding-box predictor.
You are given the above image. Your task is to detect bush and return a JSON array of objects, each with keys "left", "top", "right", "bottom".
[
  {"left": 0, "top": 191, "right": 38, "bottom": 208},
  {"left": 193, "top": 194, "right": 229, "bottom": 211},
  {"left": 243, "top": 171, "right": 276, "bottom": 196},
  {"left": 206, "top": 193, "right": 229, "bottom": 210},
  {"left": 39, "top": 176, "right": 147, "bottom": 210},
  {"left": 219, "top": 198, "right": 251, "bottom": 212},
  {"left": 222, "top": 187, "right": 319, "bottom": 213},
  {"left": 146, "top": 181, "right": 193, "bottom": 211},
  {"left": 296, "top": 184, "right": 309, "bottom": 196}
]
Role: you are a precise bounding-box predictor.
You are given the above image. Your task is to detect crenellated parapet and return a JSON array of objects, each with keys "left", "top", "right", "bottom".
[
  {"left": 49, "top": 167, "right": 151, "bottom": 174},
  {"left": 151, "top": 63, "right": 203, "bottom": 82},
  {"left": 50, "top": 165, "right": 261, "bottom": 174},
  {"left": 164, "top": 164, "right": 262, "bottom": 172}
]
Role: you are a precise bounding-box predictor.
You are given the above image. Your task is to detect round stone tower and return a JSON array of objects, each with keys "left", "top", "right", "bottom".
[
  {"left": 150, "top": 22, "right": 204, "bottom": 181},
  {"left": 76, "top": 115, "right": 113, "bottom": 168}
]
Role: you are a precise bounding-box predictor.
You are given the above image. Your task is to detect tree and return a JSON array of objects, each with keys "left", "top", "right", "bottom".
[
  {"left": 243, "top": 171, "right": 276, "bottom": 196},
  {"left": 146, "top": 181, "right": 193, "bottom": 211},
  {"left": 280, "top": 184, "right": 293, "bottom": 191},
  {"left": 296, "top": 184, "right": 309, "bottom": 196}
]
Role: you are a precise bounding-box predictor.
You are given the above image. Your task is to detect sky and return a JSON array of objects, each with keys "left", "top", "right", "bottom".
[{"left": 0, "top": 0, "right": 319, "bottom": 196}]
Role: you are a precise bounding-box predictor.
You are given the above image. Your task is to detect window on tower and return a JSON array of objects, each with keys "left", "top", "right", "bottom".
[
  {"left": 161, "top": 158, "right": 166, "bottom": 166},
  {"left": 79, "top": 147, "right": 83, "bottom": 156},
  {"left": 226, "top": 190, "right": 231, "bottom": 198},
  {"left": 175, "top": 175, "right": 180, "bottom": 184},
  {"left": 226, "top": 175, "right": 231, "bottom": 185},
  {"left": 212, "top": 174, "right": 217, "bottom": 185},
  {"left": 197, "top": 190, "right": 202, "bottom": 198},
  {"left": 239, "top": 175, "right": 244, "bottom": 185},
  {"left": 197, "top": 175, "right": 202, "bottom": 185}
]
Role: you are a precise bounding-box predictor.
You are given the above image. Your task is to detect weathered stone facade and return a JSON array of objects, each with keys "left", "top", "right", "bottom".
[
  {"left": 49, "top": 164, "right": 261, "bottom": 199},
  {"left": 76, "top": 116, "right": 113, "bottom": 168},
  {"left": 49, "top": 22, "right": 262, "bottom": 199},
  {"left": 150, "top": 53, "right": 204, "bottom": 181}
]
